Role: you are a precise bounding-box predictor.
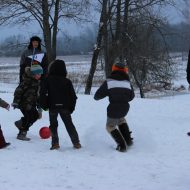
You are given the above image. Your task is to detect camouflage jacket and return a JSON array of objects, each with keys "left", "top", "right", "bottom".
[
  {"left": 13, "top": 67, "right": 40, "bottom": 110},
  {"left": 0, "top": 98, "right": 9, "bottom": 109}
]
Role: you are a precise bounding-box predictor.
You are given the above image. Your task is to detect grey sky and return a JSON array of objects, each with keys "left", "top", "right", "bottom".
[{"left": 0, "top": 2, "right": 185, "bottom": 42}]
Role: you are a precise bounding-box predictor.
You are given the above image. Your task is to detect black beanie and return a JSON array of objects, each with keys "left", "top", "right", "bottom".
[{"left": 30, "top": 36, "right": 41, "bottom": 43}]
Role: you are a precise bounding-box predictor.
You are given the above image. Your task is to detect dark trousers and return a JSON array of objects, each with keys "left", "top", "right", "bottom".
[
  {"left": 0, "top": 126, "right": 6, "bottom": 148},
  {"left": 49, "top": 109, "right": 80, "bottom": 145},
  {"left": 20, "top": 107, "right": 39, "bottom": 131}
]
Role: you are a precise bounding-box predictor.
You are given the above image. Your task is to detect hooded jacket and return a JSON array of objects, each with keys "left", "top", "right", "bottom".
[
  {"left": 187, "top": 49, "right": 190, "bottom": 84},
  {"left": 40, "top": 60, "right": 77, "bottom": 113},
  {"left": 94, "top": 71, "right": 135, "bottom": 118},
  {"left": 13, "top": 67, "right": 40, "bottom": 110}
]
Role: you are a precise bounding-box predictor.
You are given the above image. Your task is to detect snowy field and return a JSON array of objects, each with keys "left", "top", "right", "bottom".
[
  {"left": 0, "top": 54, "right": 190, "bottom": 190},
  {"left": 0, "top": 53, "right": 189, "bottom": 96},
  {"left": 0, "top": 84, "right": 190, "bottom": 190}
]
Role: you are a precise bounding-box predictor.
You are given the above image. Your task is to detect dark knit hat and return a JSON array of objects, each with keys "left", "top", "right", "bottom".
[
  {"left": 112, "top": 62, "right": 128, "bottom": 73},
  {"left": 30, "top": 36, "right": 41, "bottom": 43},
  {"left": 31, "top": 65, "right": 43, "bottom": 75}
]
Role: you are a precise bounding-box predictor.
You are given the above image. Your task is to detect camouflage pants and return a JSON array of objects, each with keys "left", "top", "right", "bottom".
[{"left": 106, "top": 117, "right": 126, "bottom": 133}]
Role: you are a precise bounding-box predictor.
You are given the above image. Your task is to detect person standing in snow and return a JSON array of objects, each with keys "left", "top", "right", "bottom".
[
  {"left": 0, "top": 98, "right": 11, "bottom": 149},
  {"left": 19, "top": 36, "right": 48, "bottom": 83},
  {"left": 40, "top": 59, "right": 81, "bottom": 150},
  {"left": 12, "top": 65, "right": 43, "bottom": 141},
  {"left": 94, "top": 62, "right": 135, "bottom": 152}
]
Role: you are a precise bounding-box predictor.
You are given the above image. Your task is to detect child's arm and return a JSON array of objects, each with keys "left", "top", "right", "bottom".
[
  {"left": 68, "top": 80, "right": 77, "bottom": 113},
  {"left": 39, "top": 78, "right": 49, "bottom": 110},
  {"left": 129, "top": 84, "right": 135, "bottom": 102},
  {"left": 0, "top": 98, "right": 10, "bottom": 110},
  {"left": 94, "top": 81, "right": 108, "bottom": 100}
]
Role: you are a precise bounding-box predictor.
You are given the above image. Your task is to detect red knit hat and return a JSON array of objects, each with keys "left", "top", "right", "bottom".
[{"left": 112, "top": 62, "right": 128, "bottom": 73}]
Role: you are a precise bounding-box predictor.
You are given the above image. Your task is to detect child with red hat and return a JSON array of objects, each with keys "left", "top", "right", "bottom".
[
  {"left": 94, "top": 62, "right": 135, "bottom": 152},
  {"left": 0, "top": 98, "right": 10, "bottom": 149}
]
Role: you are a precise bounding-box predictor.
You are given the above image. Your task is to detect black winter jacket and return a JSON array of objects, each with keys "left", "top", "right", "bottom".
[
  {"left": 94, "top": 71, "right": 135, "bottom": 118},
  {"left": 187, "top": 49, "right": 190, "bottom": 84},
  {"left": 40, "top": 60, "right": 77, "bottom": 113}
]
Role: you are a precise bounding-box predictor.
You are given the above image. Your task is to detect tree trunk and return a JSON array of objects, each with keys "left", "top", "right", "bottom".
[
  {"left": 84, "top": 0, "right": 108, "bottom": 94},
  {"left": 42, "top": 0, "right": 53, "bottom": 63},
  {"left": 51, "top": 0, "right": 60, "bottom": 61},
  {"left": 132, "top": 73, "right": 145, "bottom": 98}
]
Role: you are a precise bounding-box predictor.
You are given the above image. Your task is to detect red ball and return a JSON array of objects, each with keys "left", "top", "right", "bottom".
[{"left": 39, "top": 127, "right": 51, "bottom": 139}]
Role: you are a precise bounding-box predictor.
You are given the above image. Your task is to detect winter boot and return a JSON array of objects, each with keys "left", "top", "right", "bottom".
[
  {"left": 17, "top": 131, "right": 30, "bottom": 141},
  {"left": 110, "top": 129, "right": 126, "bottom": 152},
  {"left": 0, "top": 127, "right": 11, "bottom": 149},
  {"left": 50, "top": 144, "right": 60, "bottom": 150},
  {"left": 14, "top": 120, "right": 23, "bottom": 130},
  {"left": 73, "top": 142, "right": 82, "bottom": 149},
  {"left": 50, "top": 135, "right": 60, "bottom": 150},
  {"left": 118, "top": 123, "right": 133, "bottom": 146}
]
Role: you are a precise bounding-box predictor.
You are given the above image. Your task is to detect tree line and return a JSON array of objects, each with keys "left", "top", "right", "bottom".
[
  {"left": 0, "top": 25, "right": 97, "bottom": 56},
  {"left": 0, "top": 0, "right": 189, "bottom": 97},
  {"left": 0, "top": 22, "right": 189, "bottom": 57}
]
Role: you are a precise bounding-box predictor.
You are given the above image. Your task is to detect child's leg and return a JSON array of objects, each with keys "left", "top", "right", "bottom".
[
  {"left": 16, "top": 108, "right": 39, "bottom": 141},
  {"left": 106, "top": 117, "right": 126, "bottom": 152},
  {"left": 20, "top": 108, "right": 39, "bottom": 131},
  {"left": 49, "top": 110, "right": 59, "bottom": 147},
  {"left": 59, "top": 110, "right": 80, "bottom": 146},
  {"left": 0, "top": 126, "right": 10, "bottom": 149},
  {"left": 118, "top": 118, "right": 133, "bottom": 146}
]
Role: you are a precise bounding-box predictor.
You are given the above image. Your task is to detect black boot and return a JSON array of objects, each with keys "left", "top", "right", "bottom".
[
  {"left": 110, "top": 129, "right": 126, "bottom": 152},
  {"left": 15, "top": 120, "right": 23, "bottom": 130},
  {"left": 50, "top": 129, "right": 60, "bottom": 150},
  {"left": 118, "top": 123, "right": 133, "bottom": 146},
  {"left": 17, "top": 131, "right": 30, "bottom": 141}
]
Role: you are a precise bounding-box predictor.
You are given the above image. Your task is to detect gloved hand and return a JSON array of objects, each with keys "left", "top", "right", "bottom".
[
  {"left": 11, "top": 102, "right": 19, "bottom": 109},
  {"left": 37, "top": 108, "right": 43, "bottom": 119}
]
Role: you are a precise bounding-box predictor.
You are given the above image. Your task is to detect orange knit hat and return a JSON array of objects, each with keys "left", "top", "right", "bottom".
[{"left": 112, "top": 62, "right": 128, "bottom": 73}]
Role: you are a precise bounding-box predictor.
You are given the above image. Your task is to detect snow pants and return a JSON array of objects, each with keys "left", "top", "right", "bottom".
[
  {"left": 49, "top": 109, "right": 80, "bottom": 145},
  {"left": 20, "top": 107, "right": 39, "bottom": 131},
  {"left": 0, "top": 126, "right": 6, "bottom": 149}
]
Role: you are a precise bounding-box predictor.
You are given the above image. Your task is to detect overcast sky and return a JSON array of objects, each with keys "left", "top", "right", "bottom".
[{"left": 0, "top": 1, "right": 185, "bottom": 42}]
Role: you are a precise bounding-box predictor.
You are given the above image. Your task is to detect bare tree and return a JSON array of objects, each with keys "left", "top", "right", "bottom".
[
  {"left": 0, "top": 0, "right": 90, "bottom": 63},
  {"left": 85, "top": 0, "right": 176, "bottom": 97},
  {"left": 84, "top": 0, "right": 108, "bottom": 94}
]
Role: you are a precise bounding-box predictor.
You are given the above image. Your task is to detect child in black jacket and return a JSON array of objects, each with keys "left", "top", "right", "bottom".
[
  {"left": 40, "top": 59, "right": 81, "bottom": 150},
  {"left": 94, "top": 62, "right": 135, "bottom": 152}
]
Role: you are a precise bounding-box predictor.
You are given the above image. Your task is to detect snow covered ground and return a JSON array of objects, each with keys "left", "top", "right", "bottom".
[
  {"left": 0, "top": 82, "right": 190, "bottom": 190},
  {"left": 0, "top": 54, "right": 190, "bottom": 190}
]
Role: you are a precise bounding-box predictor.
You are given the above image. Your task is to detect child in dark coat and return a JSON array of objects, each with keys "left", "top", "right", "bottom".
[
  {"left": 94, "top": 62, "right": 135, "bottom": 152},
  {"left": 0, "top": 98, "right": 10, "bottom": 149},
  {"left": 12, "top": 65, "right": 43, "bottom": 141},
  {"left": 40, "top": 59, "right": 81, "bottom": 150}
]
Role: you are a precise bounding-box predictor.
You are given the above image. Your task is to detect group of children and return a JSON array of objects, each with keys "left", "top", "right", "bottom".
[
  {"left": 0, "top": 36, "right": 134, "bottom": 152},
  {"left": 0, "top": 60, "right": 134, "bottom": 152}
]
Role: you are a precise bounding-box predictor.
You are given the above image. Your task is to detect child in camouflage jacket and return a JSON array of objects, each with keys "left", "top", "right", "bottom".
[{"left": 12, "top": 65, "right": 43, "bottom": 141}]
